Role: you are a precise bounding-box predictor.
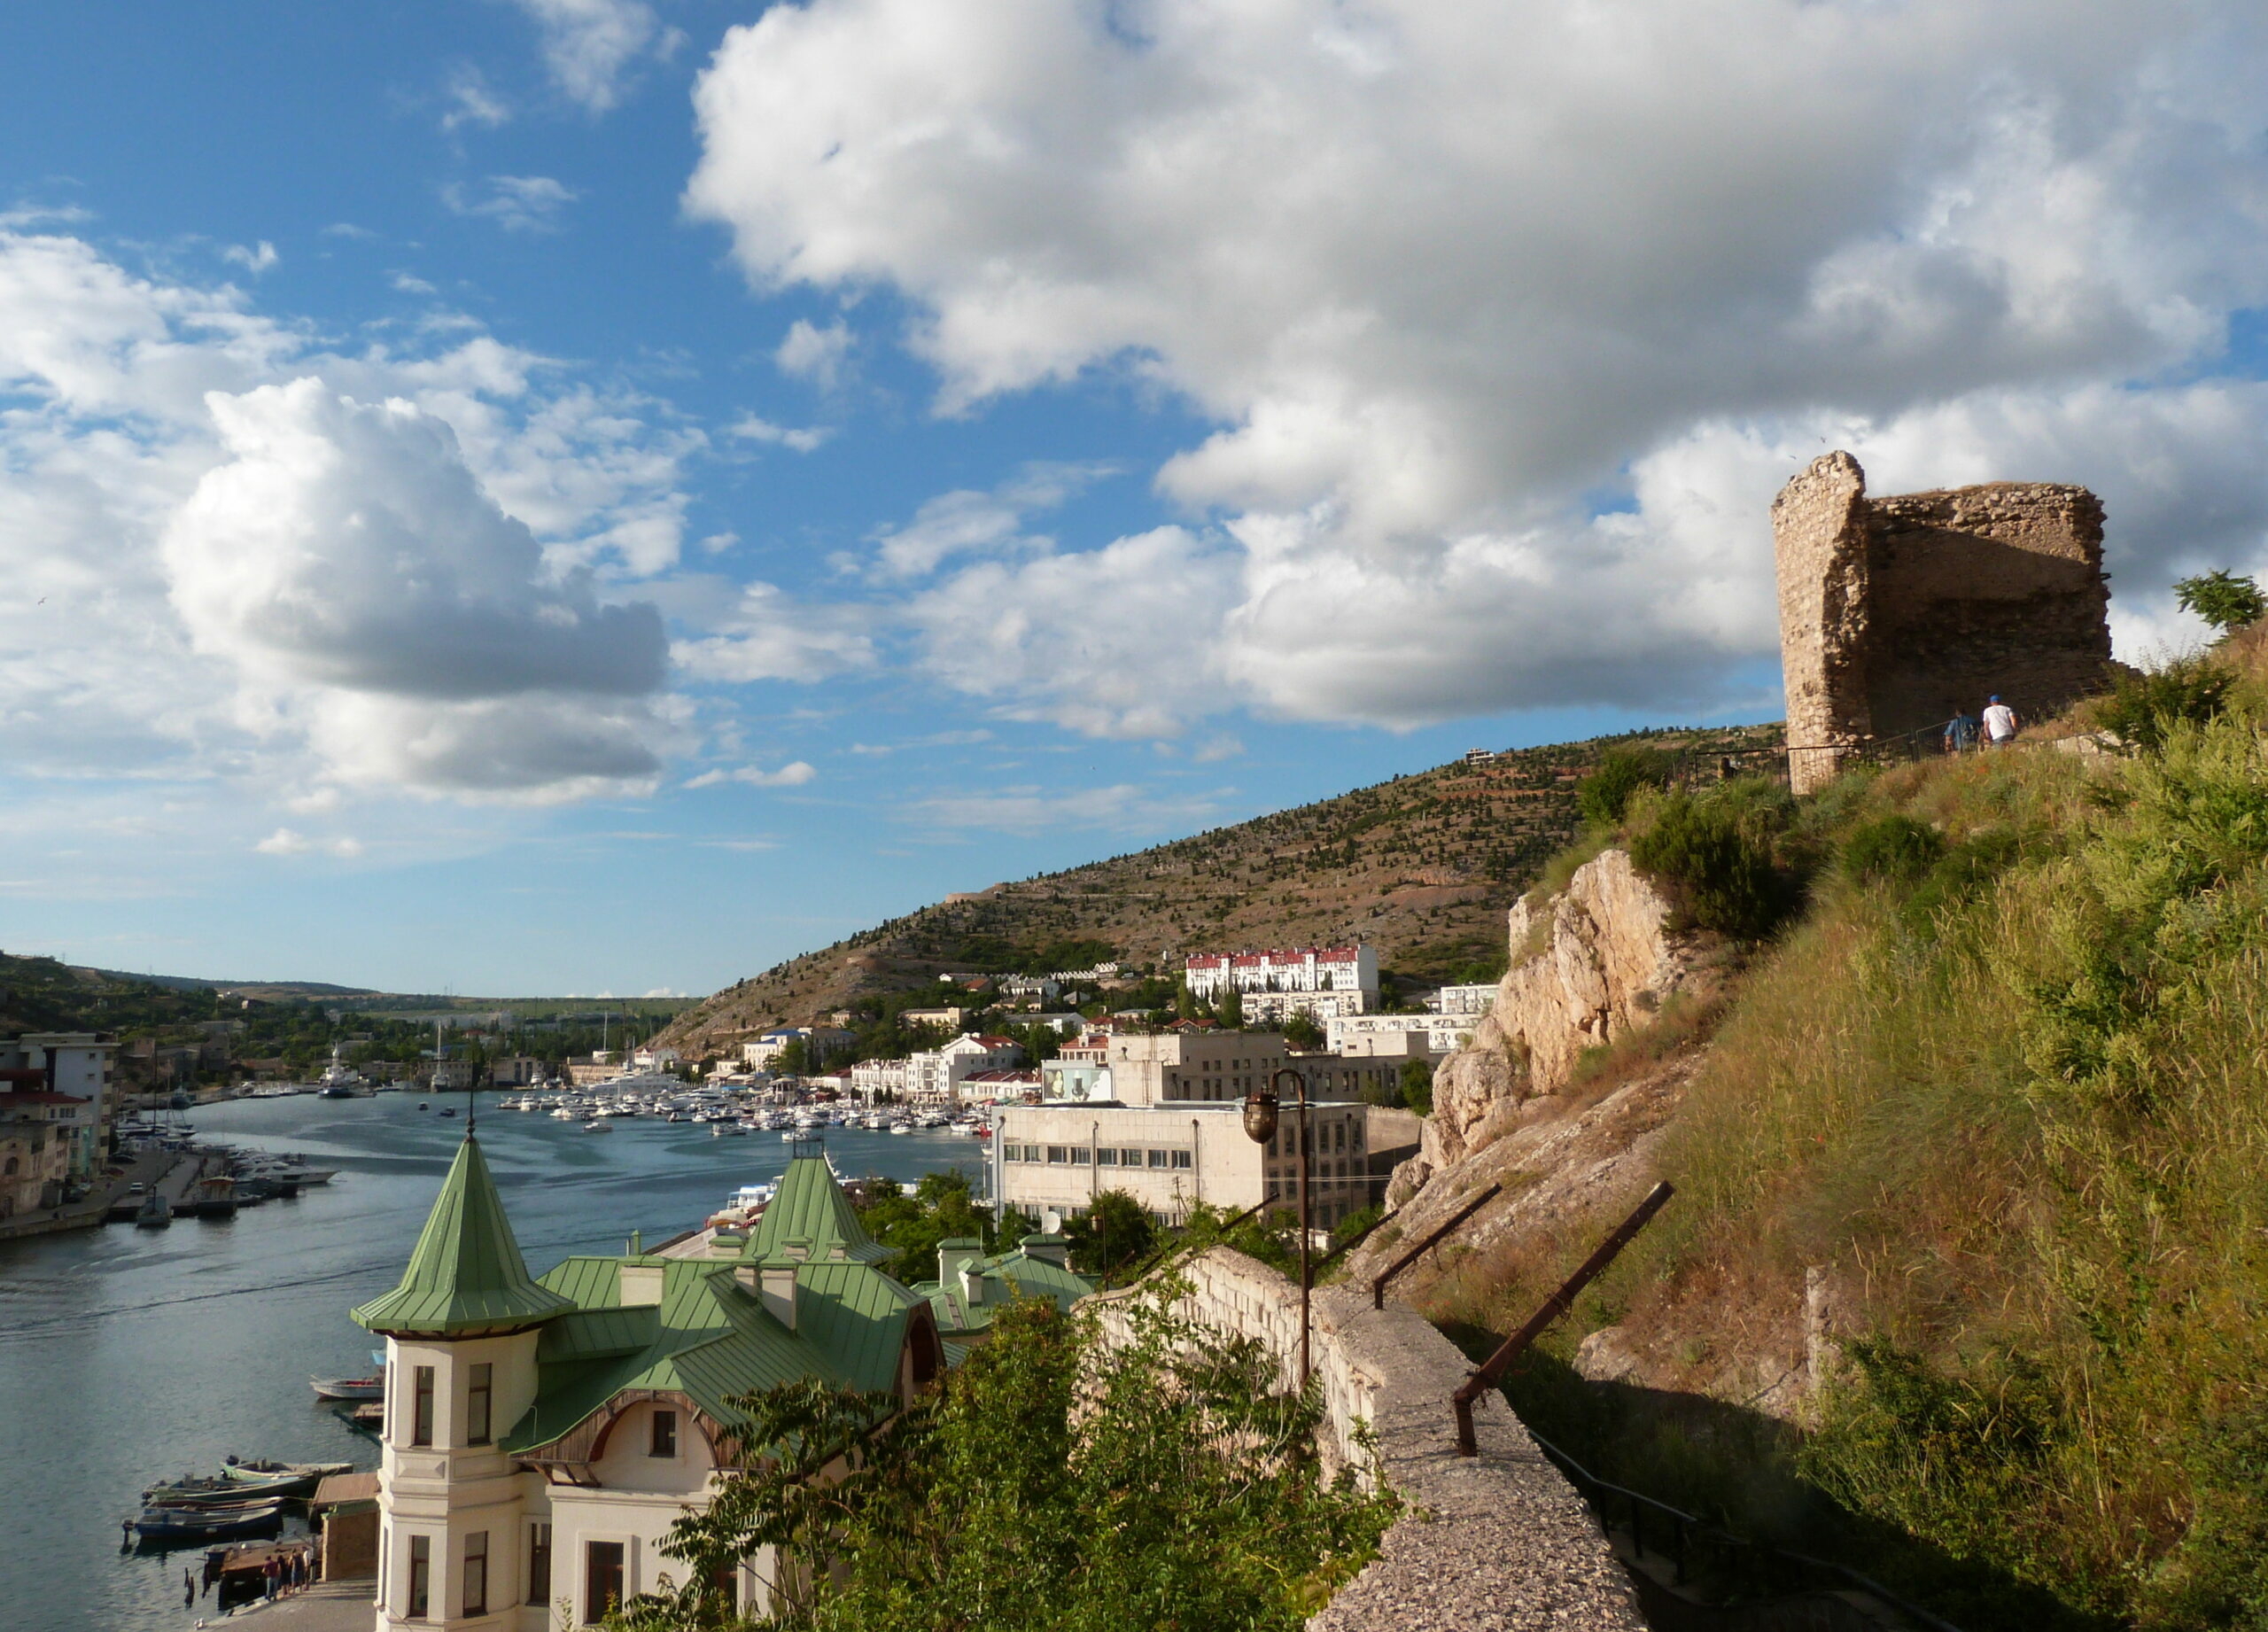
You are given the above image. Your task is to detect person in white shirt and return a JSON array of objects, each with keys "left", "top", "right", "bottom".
[{"left": 1981, "top": 695, "right": 2019, "bottom": 745}]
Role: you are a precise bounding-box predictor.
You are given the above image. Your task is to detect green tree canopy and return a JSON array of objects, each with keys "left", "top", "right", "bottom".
[
  {"left": 609, "top": 1289, "right": 1395, "bottom": 1632},
  {"left": 2173, "top": 569, "right": 2267, "bottom": 633}
]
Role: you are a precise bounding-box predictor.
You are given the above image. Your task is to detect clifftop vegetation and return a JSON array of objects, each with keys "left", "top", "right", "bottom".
[
  {"left": 1415, "top": 626, "right": 2268, "bottom": 1630},
  {"left": 658, "top": 723, "right": 1782, "bottom": 1053}
]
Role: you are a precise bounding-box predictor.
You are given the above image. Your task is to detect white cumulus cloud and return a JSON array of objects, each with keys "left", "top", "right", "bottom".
[
  {"left": 0, "top": 229, "right": 697, "bottom": 803},
  {"left": 688, "top": 0, "right": 2268, "bottom": 732}
]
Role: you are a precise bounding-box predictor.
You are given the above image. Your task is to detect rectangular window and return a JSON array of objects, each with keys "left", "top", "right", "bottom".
[
  {"left": 1171, "top": 1149, "right": 1192, "bottom": 1170},
  {"left": 1096, "top": 1148, "right": 1117, "bottom": 1166},
  {"left": 467, "top": 1361, "right": 493, "bottom": 1445},
  {"left": 527, "top": 1523, "right": 552, "bottom": 1605},
  {"left": 1122, "top": 1148, "right": 1143, "bottom": 1166},
  {"left": 412, "top": 1365, "right": 435, "bottom": 1446},
  {"left": 1070, "top": 1147, "right": 1091, "bottom": 1164},
  {"left": 1334, "top": 1122, "right": 1346, "bottom": 1152},
  {"left": 1146, "top": 1149, "right": 1168, "bottom": 1169},
  {"left": 585, "top": 1541, "right": 625, "bottom": 1624},
  {"left": 650, "top": 1409, "right": 678, "bottom": 1457},
  {"left": 408, "top": 1534, "right": 431, "bottom": 1620},
  {"left": 1045, "top": 1146, "right": 1068, "bottom": 1164},
  {"left": 463, "top": 1532, "right": 488, "bottom": 1617}
]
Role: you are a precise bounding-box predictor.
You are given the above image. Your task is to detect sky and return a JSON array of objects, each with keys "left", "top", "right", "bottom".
[{"left": 4, "top": 0, "right": 2268, "bottom": 997}]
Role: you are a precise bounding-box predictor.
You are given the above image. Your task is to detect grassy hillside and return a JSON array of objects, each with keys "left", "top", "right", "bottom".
[
  {"left": 656, "top": 723, "right": 1783, "bottom": 1053},
  {"left": 1418, "top": 646, "right": 2268, "bottom": 1629}
]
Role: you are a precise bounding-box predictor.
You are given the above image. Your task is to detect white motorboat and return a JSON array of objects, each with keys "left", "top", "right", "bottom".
[{"left": 584, "top": 1121, "right": 612, "bottom": 1133}]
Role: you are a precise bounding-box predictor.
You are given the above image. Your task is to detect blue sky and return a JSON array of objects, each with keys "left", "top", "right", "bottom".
[{"left": 2, "top": 0, "right": 2263, "bottom": 996}]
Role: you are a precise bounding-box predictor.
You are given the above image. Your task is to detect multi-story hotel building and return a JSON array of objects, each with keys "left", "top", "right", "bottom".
[{"left": 1183, "top": 945, "right": 1379, "bottom": 1016}]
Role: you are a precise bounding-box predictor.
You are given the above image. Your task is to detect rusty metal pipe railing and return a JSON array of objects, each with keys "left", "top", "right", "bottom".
[
  {"left": 1369, "top": 1184, "right": 1502, "bottom": 1309},
  {"left": 1451, "top": 1180, "right": 1674, "bottom": 1456}
]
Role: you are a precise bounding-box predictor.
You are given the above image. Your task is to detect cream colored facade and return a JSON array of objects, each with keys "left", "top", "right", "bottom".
[
  {"left": 991, "top": 1101, "right": 1375, "bottom": 1228},
  {"left": 373, "top": 1329, "right": 768, "bottom": 1629}
]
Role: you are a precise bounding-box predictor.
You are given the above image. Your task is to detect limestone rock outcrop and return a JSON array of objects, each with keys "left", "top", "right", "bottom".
[{"left": 1420, "top": 848, "right": 1699, "bottom": 1175}]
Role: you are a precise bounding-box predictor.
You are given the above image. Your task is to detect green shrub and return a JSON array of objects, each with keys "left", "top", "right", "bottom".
[
  {"left": 1841, "top": 814, "right": 1945, "bottom": 888},
  {"left": 1630, "top": 788, "right": 1797, "bottom": 938},
  {"left": 2093, "top": 655, "right": 2234, "bottom": 753},
  {"left": 1578, "top": 746, "right": 1674, "bottom": 827}
]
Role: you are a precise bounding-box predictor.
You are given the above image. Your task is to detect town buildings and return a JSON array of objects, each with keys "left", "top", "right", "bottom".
[
  {"left": 991, "top": 1025, "right": 1425, "bottom": 1227},
  {"left": 356, "top": 1142, "right": 949, "bottom": 1628},
  {"left": 1325, "top": 1014, "right": 1474, "bottom": 1057},
  {"left": 992, "top": 1101, "right": 1392, "bottom": 1230},
  {"left": 1183, "top": 945, "right": 1379, "bottom": 1020},
  {"left": 738, "top": 1027, "right": 855, "bottom": 1070},
  {"left": 850, "top": 1033, "right": 1025, "bottom": 1102},
  {"left": 1428, "top": 983, "right": 1500, "bottom": 1018},
  {"left": 0, "top": 1033, "right": 116, "bottom": 1204}
]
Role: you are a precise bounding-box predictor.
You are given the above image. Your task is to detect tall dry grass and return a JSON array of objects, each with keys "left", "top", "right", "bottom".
[{"left": 1432, "top": 711, "right": 2268, "bottom": 1628}]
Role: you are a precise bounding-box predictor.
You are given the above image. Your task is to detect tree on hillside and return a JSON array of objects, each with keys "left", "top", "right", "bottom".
[{"left": 2173, "top": 569, "right": 2267, "bottom": 633}]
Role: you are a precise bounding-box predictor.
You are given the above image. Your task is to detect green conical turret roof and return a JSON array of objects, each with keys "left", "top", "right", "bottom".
[
  {"left": 745, "top": 1154, "right": 894, "bottom": 1265},
  {"left": 353, "top": 1135, "right": 573, "bottom": 1337}
]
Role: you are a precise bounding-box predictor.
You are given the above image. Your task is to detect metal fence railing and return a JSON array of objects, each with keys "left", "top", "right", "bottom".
[{"left": 1521, "top": 1426, "right": 1967, "bottom": 1632}]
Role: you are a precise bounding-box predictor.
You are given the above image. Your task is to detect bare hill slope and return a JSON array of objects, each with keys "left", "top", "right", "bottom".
[{"left": 657, "top": 724, "right": 1782, "bottom": 1056}]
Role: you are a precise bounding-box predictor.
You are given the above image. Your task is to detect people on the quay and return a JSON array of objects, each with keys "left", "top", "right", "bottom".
[{"left": 1982, "top": 694, "right": 2020, "bottom": 746}]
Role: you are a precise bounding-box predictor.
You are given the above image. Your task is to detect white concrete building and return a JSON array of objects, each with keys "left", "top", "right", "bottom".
[
  {"left": 1428, "top": 983, "right": 1500, "bottom": 1018},
  {"left": 1184, "top": 945, "right": 1379, "bottom": 1016},
  {"left": 1326, "top": 1014, "right": 1475, "bottom": 1057},
  {"left": 991, "top": 1100, "right": 1378, "bottom": 1228},
  {"left": 0, "top": 1033, "right": 115, "bottom": 1184}
]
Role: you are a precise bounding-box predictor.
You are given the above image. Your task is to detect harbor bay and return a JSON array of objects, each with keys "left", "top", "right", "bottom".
[{"left": 0, "top": 1092, "right": 980, "bottom": 1632}]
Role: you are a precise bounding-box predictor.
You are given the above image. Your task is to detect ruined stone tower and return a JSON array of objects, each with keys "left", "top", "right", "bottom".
[{"left": 1772, "top": 453, "right": 2112, "bottom": 791}]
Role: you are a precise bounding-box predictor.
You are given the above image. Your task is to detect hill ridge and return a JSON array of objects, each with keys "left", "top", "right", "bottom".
[{"left": 656, "top": 722, "right": 1783, "bottom": 1055}]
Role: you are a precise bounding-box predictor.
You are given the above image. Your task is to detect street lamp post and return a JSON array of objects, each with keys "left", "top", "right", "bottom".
[{"left": 1242, "top": 1065, "right": 1312, "bottom": 1389}]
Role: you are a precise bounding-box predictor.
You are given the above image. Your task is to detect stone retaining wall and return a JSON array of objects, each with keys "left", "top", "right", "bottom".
[{"left": 1085, "top": 1249, "right": 1646, "bottom": 1631}]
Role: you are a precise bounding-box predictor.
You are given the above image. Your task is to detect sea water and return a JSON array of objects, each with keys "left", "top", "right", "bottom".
[{"left": 0, "top": 1092, "right": 981, "bottom": 1632}]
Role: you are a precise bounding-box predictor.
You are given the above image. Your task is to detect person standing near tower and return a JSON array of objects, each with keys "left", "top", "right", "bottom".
[{"left": 1982, "top": 695, "right": 2020, "bottom": 747}]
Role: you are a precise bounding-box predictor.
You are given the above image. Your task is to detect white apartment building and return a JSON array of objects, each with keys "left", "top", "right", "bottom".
[
  {"left": 1238, "top": 989, "right": 1371, "bottom": 1023},
  {"left": 992, "top": 1101, "right": 1377, "bottom": 1228},
  {"left": 1097, "top": 1030, "right": 1295, "bottom": 1106},
  {"left": 903, "top": 1035, "right": 1021, "bottom": 1100},
  {"left": 1, "top": 1033, "right": 116, "bottom": 1184},
  {"left": 1428, "top": 983, "right": 1500, "bottom": 1018},
  {"left": 740, "top": 1028, "right": 855, "bottom": 1070},
  {"left": 850, "top": 1057, "right": 910, "bottom": 1099},
  {"left": 1184, "top": 945, "right": 1379, "bottom": 1014},
  {"left": 1326, "top": 1014, "right": 1475, "bottom": 1057}
]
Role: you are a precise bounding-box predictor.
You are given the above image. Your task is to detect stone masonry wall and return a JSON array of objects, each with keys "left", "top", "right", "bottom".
[
  {"left": 1085, "top": 1249, "right": 1645, "bottom": 1632},
  {"left": 1773, "top": 452, "right": 2112, "bottom": 792}
]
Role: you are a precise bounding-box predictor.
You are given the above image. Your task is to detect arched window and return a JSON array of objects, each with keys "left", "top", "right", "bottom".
[{"left": 3, "top": 1157, "right": 16, "bottom": 1177}]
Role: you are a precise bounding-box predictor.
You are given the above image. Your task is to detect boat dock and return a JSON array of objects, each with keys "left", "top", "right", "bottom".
[
  {"left": 0, "top": 1146, "right": 183, "bottom": 1243},
  {"left": 100, "top": 1150, "right": 215, "bottom": 1225}
]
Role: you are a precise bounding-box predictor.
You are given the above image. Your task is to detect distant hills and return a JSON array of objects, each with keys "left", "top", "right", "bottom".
[{"left": 656, "top": 722, "right": 1783, "bottom": 1055}]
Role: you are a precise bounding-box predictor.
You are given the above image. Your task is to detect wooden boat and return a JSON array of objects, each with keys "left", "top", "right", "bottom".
[
  {"left": 133, "top": 1498, "right": 286, "bottom": 1544},
  {"left": 144, "top": 1471, "right": 303, "bottom": 1507},
  {"left": 221, "top": 1457, "right": 353, "bottom": 1491},
  {"left": 309, "top": 1372, "right": 384, "bottom": 1402}
]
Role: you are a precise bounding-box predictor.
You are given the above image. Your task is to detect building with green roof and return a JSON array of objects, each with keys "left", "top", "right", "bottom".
[
  {"left": 913, "top": 1232, "right": 1096, "bottom": 1345},
  {"left": 356, "top": 1139, "right": 945, "bottom": 1630}
]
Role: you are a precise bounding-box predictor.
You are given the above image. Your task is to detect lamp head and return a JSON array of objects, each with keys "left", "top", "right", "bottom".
[{"left": 1241, "top": 1088, "right": 1279, "bottom": 1145}]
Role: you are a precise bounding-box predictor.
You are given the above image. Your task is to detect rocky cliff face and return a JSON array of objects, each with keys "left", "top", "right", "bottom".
[{"left": 1410, "top": 849, "right": 1703, "bottom": 1186}]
